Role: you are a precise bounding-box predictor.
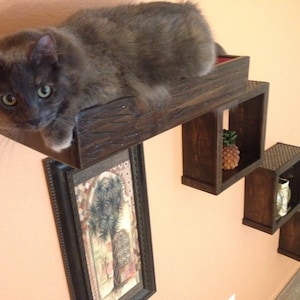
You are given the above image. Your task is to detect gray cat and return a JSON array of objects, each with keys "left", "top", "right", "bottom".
[{"left": 0, "top": 1, "right": 217, "bottom": 152}]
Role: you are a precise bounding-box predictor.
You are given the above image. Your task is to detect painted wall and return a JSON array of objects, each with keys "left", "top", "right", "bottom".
[{"left": 0, "top": 0, "right": 299, "bottom": 299}]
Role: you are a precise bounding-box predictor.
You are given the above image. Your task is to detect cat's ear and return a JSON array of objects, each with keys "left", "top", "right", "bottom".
[{"left": 29, "top": 33, "right": 58, "bottom": 65}]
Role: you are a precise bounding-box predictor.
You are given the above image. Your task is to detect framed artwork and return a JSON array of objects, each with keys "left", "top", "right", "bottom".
[{"left": 44, "top": 144, "right": 156, "bottom": 300}]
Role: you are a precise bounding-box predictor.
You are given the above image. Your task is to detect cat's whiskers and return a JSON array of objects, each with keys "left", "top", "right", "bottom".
[
  {"left": 0, "top": 131, "right": 17, "bottom": 167},
  {"left": 52, "top": 114, "right": 74, "bottom": 128}
]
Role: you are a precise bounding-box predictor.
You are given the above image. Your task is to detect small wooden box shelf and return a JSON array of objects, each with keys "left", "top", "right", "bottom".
[
  {"left": 243, "top": 143, "right": 300, "bottom": 234},
  {"left": 278, "top": 211, "right": 300, "bottom": 261},
  {"left": 182, "top": 81, "right": 269, "bottom": 195}
]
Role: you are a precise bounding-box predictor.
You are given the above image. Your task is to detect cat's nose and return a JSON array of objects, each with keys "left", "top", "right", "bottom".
[{"left": 28, "top": 118, "right": 41, "bottom": 127}]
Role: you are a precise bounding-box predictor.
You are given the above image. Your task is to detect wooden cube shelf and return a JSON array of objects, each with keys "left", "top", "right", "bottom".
[
  {"left": 243, "top": 143, "right": 300, "bottom": 234},
  {"left": 278, "top": 211, "right": 300, "bottom": 261},
  {"left": 182, "top": 81, "right": 269, "bottom": 195}
]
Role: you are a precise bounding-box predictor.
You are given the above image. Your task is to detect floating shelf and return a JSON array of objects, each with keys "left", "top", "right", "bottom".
[
  {"left": 0, "top": 56, "right": 250, "bottom": 169},
  {"left": 278, "top": 211, "right": 300, "bottom": 261},
  {"left": 243, "top": 143, "right": 300, "bottom": 234},
  {"left": 182, "top": 80, "right": 269, "bottom": 195}
]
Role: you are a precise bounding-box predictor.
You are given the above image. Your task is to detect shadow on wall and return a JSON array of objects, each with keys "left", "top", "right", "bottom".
[{"left": 0, "top": 0, "right": 128, "bottom": 36}]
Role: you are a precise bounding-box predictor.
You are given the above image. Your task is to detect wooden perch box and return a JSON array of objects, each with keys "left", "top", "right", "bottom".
[
  {"left": 0, "top": 56, "right": 250, "bottom": 168},
  {"left": 182, "top": 80, "right": 269, "bottom": 194},
  {"left": 244, "top": 143, "right": 300, "bottom": 234}
]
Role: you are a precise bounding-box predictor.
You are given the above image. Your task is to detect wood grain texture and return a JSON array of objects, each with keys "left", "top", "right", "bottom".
[
  {"left": 182, "top": 80, "right": 269, "bottom": 195},
  {"left": 243, "top": 143, "right": 300, "bottom": 234},
  {"left": 279, "top": 212, "right": 300, "bottom": 261},
  {"left": 0, "top": 56, "right": 249, "bottom": 168}
]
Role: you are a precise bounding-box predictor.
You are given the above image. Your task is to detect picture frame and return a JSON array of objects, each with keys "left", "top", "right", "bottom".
[{"left": 43, "top": 144, "right": 156, "bottom": 300}]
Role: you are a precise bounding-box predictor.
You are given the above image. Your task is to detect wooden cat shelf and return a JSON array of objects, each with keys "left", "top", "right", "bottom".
[{"left": 0, "top": 56, "right": 268, "bottom": 178}]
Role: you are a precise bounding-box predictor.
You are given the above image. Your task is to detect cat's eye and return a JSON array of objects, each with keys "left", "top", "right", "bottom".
[
  {"left": 1, "top": 94, "right": 17, "bottom": 106},
  {"left": 38, "top": 85, "right": 52, "bottom": 99}
]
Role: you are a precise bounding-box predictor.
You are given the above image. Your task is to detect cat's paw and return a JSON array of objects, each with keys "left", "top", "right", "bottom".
[
  {"left": 134, "top": 82, "right": 171, "bottom": 109},
  {"left": 47, "top": 134, "right": 73, "bottom": 153},
  {"left": 41, "top": 122, "right": 74, "bottom": 152}
]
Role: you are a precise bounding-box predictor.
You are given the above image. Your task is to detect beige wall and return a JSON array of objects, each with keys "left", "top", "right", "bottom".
[{"left": 0, "top": 0, "right": 299, "bottom": 299}]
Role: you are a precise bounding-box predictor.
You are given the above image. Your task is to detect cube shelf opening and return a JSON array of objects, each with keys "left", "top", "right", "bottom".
[
  {"left": 182, "top": 81, "right": 268, "bottom": 195},
  {"left": 244, "top": 143, "right": 300, "bottom": 234}
]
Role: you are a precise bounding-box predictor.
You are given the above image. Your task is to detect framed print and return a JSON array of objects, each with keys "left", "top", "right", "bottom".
[{"left": 44, "top": 144, "right": 156, "bottom": 300}]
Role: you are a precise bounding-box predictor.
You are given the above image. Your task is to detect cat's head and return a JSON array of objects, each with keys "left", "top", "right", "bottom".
[{"left": 0, "top": 31, "right": 78, "bottom": 132}]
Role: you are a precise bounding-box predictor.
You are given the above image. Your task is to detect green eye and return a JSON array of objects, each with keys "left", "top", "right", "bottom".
[
  {"left": 1, "top": 94, "right": 17, "bottom": 106},
  {"left": 38, "top": 85, "right": 52, "bottom": 98}
]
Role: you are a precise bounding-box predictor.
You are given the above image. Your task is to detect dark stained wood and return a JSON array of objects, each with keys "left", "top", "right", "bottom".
[
  {"left": 0, "top": 56, "right": 249, "bottom": 168},
  {"left": 243, "top": 168, "right": 276, "bottom": 233},
  {"left": 278, "top": 212, "right": 300, "bottom": 261},
  {"left": 243, "top": 143, "right": 300, "bottom": 234},
  {"left": 182, "top": 110, "right": 222, "bottom": 193},
  {"left": 229, "top": 84, "right": 267, "bottom": 162},
  {"left": 182, "top": 80, "right": 269, "bottom": 195}
]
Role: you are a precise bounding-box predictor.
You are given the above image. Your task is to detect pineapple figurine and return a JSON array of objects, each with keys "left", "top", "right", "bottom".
[{"left": 222, "top": 129, "right": 240, "bottom": 170}]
